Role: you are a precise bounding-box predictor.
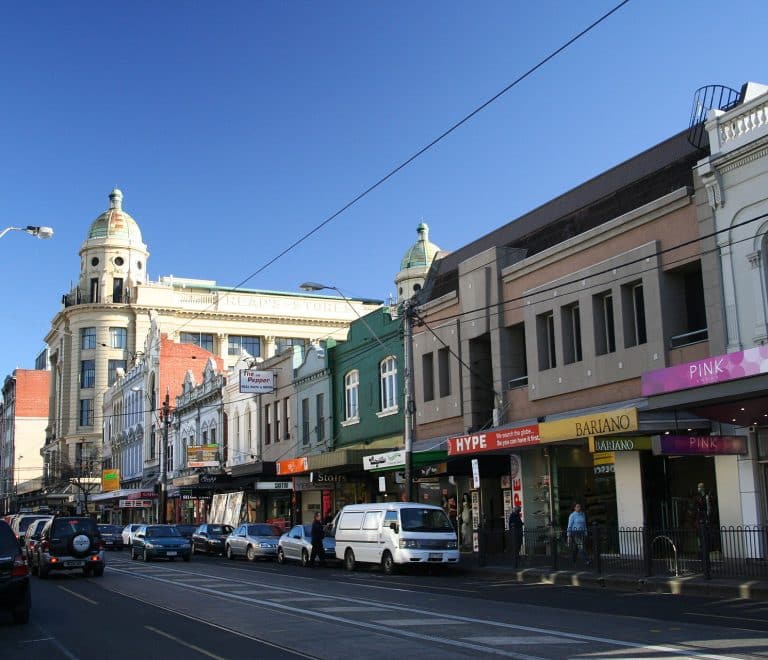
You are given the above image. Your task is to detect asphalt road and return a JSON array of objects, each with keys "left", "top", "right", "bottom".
[{"left": 2, "top": 548, "right": 767, "bottom": 659}]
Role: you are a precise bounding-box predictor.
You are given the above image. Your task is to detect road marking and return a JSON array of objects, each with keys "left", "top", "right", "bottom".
[
  {"left": 20, "top": 637, "right": 55, "bottom": 643},
  {"left": 58, "top": 586, "right": 98, "bottom": 605},
  {"left": 268, "top": 596, "right": 329, "bottom": 603},
  {"left": 109, "top": 565, "right": 739, "bottom": 659},
  {"left": 686, "top": 612, "right": 768, "bottom": 625},
  {"left": 377, "top": 618, "right": 462, "bottom": 626},
  {"left": 318, "top": 606, "right": 381, "bottom": 613},
  {"left": 145, "top": 626, "right": 224, "bottom": 659},
  {"left": 465, "top": 635, "right": 585, "bottom": 646}
]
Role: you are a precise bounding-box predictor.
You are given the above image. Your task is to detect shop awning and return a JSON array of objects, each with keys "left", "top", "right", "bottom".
[
  {"left": 364, "top": 449, "right": 448, "bottom": 472},
  {"left": 91, "top": 488, "right": 142, "bottom": 502},
  {"left": 307, "top": 449, "right": 370, "bottom": 471}
]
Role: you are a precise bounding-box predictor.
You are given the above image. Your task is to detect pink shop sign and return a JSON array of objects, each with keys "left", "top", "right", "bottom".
[{"left": 641, "top": 345, "right": 768, "bottom": 396}]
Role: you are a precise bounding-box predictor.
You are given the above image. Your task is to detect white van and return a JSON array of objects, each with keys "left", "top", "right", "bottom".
[{"left": 334, "top": 502, "right": 459, "bottom": 574}]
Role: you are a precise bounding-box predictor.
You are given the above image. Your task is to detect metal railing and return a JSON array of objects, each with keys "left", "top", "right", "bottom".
[{"left": 477, "top": 523, "right": 768, "bottom": 579}]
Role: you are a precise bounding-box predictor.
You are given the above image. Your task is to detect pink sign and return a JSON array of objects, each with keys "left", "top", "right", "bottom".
[
  {"left": 654, "top": 435, "right": 748, "bottom": 455},
  {"left": 641, "top": 345, "right": 768, "bottom": 396}
]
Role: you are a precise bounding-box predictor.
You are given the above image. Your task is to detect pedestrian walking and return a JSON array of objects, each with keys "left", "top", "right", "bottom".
[
  {"left": 507, "top": 505, "right": 523, "bottom": 568},
  {"left": 566, "top": 503, "right": 590, "bottom": 566},
  {"left": 309, "top": 512, "right": 325, "bottom": 567}
]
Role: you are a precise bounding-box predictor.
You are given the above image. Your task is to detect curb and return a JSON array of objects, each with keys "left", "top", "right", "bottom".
[{"left": 464, "top": 564, "right": 768, "bottom": 601}]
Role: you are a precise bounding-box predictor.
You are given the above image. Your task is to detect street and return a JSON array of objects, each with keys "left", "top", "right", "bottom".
[{"left": 2, "top": 550, "right": 768, "bottom": 659}]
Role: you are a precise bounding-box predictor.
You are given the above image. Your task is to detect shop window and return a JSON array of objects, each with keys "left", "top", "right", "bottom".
[
  {"left": 562, "top": 302, "right": 582, "bottom": 364},
  {"left": 438, "top": 348, "right": 451, "bottom": 397},
  {"left": 593, "top": 291, "right": 616, "bottom": 355},
  {"left": 537, "top": 311, "right": 557, "bottom": 370},
  {"left": 344, "top": 370, "right": 359, "bottom": 422},
  {"left": 622, "top": 281, "right": 647, "bottom": 348},
  {"left": 422, "top": 353, "right": 435, "bottom": 401},
  {"left": 380, "top": 356, "right": 398, "bottom": 412}
]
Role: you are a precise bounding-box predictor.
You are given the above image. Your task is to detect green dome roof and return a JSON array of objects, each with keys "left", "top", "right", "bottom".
[
  {"left": 400, "top": 222, "right": 440, "bottom": 270},
  {"left": 86, "top": 189, "right": 143, "bottom": 243}
]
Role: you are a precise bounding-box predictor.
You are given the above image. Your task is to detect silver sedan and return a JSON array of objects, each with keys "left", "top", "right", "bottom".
[
  {"left": 277, "top": 524, "right": 336, "bottom": 566},
  {"left": 225, "top": 523, "right": 281, "bottom": 561}
]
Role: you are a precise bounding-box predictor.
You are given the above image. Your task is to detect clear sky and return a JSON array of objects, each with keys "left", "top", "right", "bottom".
[{"left": 1, "top": 0, "right": 766, "bottom": 381}]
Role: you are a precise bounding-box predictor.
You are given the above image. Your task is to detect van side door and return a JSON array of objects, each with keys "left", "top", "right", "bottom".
[
  {"left": 381, "top": 510, "right": 399, "bottom": 558},
  {"left": 361, "top": 510, "right": 383, "bottom": 563}
]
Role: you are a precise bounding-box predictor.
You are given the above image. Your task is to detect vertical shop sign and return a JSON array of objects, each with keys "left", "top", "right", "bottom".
[
  {"left": 471, "top": 490, "right": 480, "bottom": 552},
  {"left": 510, "top": 453, "right": 524, "bottom": 522},
  {"left": 471, "top": 458, "right": 480, "bottom": 489}
]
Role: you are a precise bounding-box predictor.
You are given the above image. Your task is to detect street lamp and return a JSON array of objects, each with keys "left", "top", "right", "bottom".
[
  {"left": 299, "top": 282, "right": 387, "bottom": 350},
  {"left": 0, "top": 225, "right": 54, "bottom": 240},
  {"left": 14, "top": 455, "right": 23, "bottom": 513}
]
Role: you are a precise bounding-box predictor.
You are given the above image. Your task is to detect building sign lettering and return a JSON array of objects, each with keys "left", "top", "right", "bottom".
[
  {"left": 652, "top": 435, "right": 748, "bottom": 456},
  {"left": 447, "top": 425, "right": 539, "bottom": 456},
  {"left": 538, "top": 408, "right": 638, "bottom": 443}
]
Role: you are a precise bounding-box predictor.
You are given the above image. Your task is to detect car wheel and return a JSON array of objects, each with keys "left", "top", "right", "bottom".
[
  {"left": 183, "top": 554, "right": 191, "bottom": 562},
  {"left": 344, "top": 549, "right": 356, "bottom": 572},
  {"left": 226, "top": 545, "right": 234, "bottom": 560},
  {"left": 246, "top": 545, "right": 256, "bottom": 562},
  {"left": 143, "top": 549, "right": 150, "bottom": 562},
  {"left": 277, "top": 547, "right": 285, "bottom": 564},
  {"left": 69, "top": 533, "right": 94, "bottom": 558},
  {"left": 381, "top": 551, "right": 396, "bottom": 575},
  {"left": 191, "top": 543, "right": 196, "bottom": 555},
  {"left": 39, "top": 565, "right": 49, "bottom": 579},
  {"left": 301, "top": 549, "right": 309, "bottom": 567}
]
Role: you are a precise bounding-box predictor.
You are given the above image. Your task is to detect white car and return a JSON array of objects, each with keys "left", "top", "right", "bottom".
[{"left": 122, "top": 523, "right": 142, "bottom": 547}]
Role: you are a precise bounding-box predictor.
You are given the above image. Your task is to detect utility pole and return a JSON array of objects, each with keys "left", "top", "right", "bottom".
[
  {"left": 403, "top": 299, "right": 416, "bottom": 502},
  {"left": 160, "top": 391, "right": 170, "bottom": 524}
]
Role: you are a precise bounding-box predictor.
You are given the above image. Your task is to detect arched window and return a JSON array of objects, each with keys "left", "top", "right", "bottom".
[
  {"left": 380, "top": 356, "right": 398, "bottom": 412},
  {"left": 345, "top": 370, "right": 359, "bottom": 421}
]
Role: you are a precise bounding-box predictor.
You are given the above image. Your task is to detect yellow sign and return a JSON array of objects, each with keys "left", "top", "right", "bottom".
[
  {"left": 592, "top": 451, "right": 615, "bottom": 466},
  {"left": 539, "top": 407, "right": 638, "bottom": 443},
  {"left": 102, "top": 469, "right": 120, "bottom": 492}
]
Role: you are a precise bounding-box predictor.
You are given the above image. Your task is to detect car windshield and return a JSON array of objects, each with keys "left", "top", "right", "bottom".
[
  {"left": 19, "top": 516, "right": 49, "bottom": 532},
  {"left": 208, "top": 525, "right": 232, "bottom": 535},
  {"left": 53, "top": 519, "right": 98, "bottom": 535},
  {"left": 145, "top": 526, "right": 180, "bottom": 538},
  {"left": 99, "top": 525, "right": 122, "bottom": 533},
  {"left": 400, "top": 508, "right": 454, "bottom": 532},
  {"left": 247, "top": 524, "right": 280, "bottom": 537}
]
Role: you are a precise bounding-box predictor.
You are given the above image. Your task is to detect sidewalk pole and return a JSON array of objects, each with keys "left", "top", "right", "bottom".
[
  {"left": 643, "top": 525, "right": 653, "bottom": 577},
  {"left": 701, "top": 522, "right": 711, "bottom": 580}
]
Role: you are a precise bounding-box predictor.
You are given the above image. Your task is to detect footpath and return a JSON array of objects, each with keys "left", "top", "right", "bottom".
[{"left": 460, "top": 558, "right": 768, "bottom": 601}]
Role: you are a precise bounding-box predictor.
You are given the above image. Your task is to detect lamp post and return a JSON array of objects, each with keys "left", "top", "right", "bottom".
[
  {"left": 299, "top": 282, "right": 387, "bottom": 350},
  {"left": 0, "top": 225, "right": 54, "bottom": 240},
  {"left": 14, "top": 455, "right": 23, "bottom": 513}
]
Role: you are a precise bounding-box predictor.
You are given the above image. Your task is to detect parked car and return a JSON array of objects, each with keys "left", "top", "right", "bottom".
[
  {"left": 23, "top": 518, "right": 49, "bottom": 564},
  {"left": 130, "top": 525, "right": 191, "bottom": 562},
  {"left": 11, "top": 514, "right": 52, "bottom": 546},
  {"left": 0, "top": 520, "right": 30, "bottom": 624},
  {"left": 191, "top": 523, "right": 233, "bottom": 556},
  {"left": 277, "top": 523, "right": 336, "bottom": 567},
  {"left": 122, "top": 523, "right": 142, "bottom": 547},
  {"left": 172, "top": 524, "right": 198, "bottom": 540},
  {"left": 98, "top": 524, "right": 125, "bottom": 550},
  {"left": 225, "top": 523, "right": 281, "bottom": 561},
  {"left": 37, "top": 516, "right": 105, "bottom": 578}
]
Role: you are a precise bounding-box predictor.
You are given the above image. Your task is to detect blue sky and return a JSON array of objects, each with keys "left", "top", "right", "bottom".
[{"left": 1, "top": 0, "right": 766, "bottom": 380}]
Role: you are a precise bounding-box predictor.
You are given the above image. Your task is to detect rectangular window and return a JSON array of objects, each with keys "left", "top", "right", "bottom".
[
  {"left": 594, "top": 292, "right": 616, "bottom": 355},
  {"left": 422, "top": 353, "right": 435, "bottom": 402},
  {"left": 562, "top": 302, "right": 582, "bottom": 364},
  {"left": 264, "top": 404, "right": 271, "bottom": 445},
  {"left": 246, "top": 411, "right": 252, "bottom": 448},
  {"left": 302, "top": 398, "right": 310, "bottom": 445},
  {"left": 284, "top": 398, "right": 290, "bottom": 440},
  {"left": 228, "top": 335, "right": 261, "bottom": 357},
  {"left": 380, "top": 357, "right": 398, "bottom": 411},
  {"left": 537, "top": 312, "right": 557, "bottom": 370},
  {"left": 344, "top": 371, "right": 359, "bottom": 421},
  {"left": 113, "top": 277, "right": 124, "bottom": 303},
  {"left": 81, "top": 328, "right": 96, "bottom": 350},
  {"left": 622, "top": 281, "right": 647, "bottom": 348},
  {"left": 80, "top": 359, "right": 96, "bottom": 388},
  {"left": 90, "top": 278, "right": 99, "bottom": 304},
  {"left": 275, "top": 401, "right": 281, "bottom": 443},
  {"left": 79, "top": 399, "right": 93, "bottom": 427},
  {"left": 202, "top": 430, "right": 208, "bottom": 444},
  {"left": 150, "top": 429, "right": 156, "bottom": 459},
  {"left": 179, "top": 332, "right": 214, "bottom": 352},
  {"left": 109, "top": 327, "right": 127, "bottom": 349},
  {"left": 438, "top": 347, "right": 451, "bottom": 398},
  {"left": 316, "top": 393, "right": 325, "bottom": 443},
  {"left": 108, "top": 359, "right": 127, "bottom": 386},
  {"left": 276, "top": 337, "right": 306, "bottom": 355},
  {"left": 210, "top": 427, "right": 216, "bottom": 444}
]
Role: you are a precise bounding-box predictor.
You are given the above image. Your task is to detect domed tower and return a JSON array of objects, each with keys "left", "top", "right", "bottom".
[
  {"left": 78, "top": 188, "right": 149, "bottom": 304},
  {"left": 395, "top": 222, "right": 441, "bottom": 303}
]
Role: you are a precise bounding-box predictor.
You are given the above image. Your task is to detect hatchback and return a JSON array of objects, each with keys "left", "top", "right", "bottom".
[
  {"left": 191, "top": 523, "right": 233, "bottom": 556},
  {"left": 277, "top": 524, "right": 336, "bottom": 567}
]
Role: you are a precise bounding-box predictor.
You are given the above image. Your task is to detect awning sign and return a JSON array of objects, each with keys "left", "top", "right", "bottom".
[
  {"left": 652, "top": 435, "right": 748, "bottom": 455},
  {"left": 363, "top": 450, "right": 405, "bottom": 470},
  {"left": 539, "top": 408, "right": 638, "bottom": 443},
  {"left": 239, "top": 369, "right": 275, "bottom": 394},
  {"left": 589, "top": 436, "right": 652, "bottom": 452},
  {"left": 447, "top": 425, "right": 539, "bottom": 456}
]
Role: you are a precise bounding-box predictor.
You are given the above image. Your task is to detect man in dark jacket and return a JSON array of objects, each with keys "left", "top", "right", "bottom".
[
  {"left": 508, "top": 506, "right": 524, "bottom": 568},
  {"left": 309, "top": 512, "right": 325, "bottom": 567}
]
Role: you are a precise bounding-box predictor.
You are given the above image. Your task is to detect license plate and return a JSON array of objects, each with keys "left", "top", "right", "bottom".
[
  {"left": 166, "top": 551, "right": 177, "bottom": 556},
  {"left": 428, "top": 553, "right": 442, "bottom": 561},
  {"left": 64, "top": 560, "right": 84, "bottom": 567}
]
